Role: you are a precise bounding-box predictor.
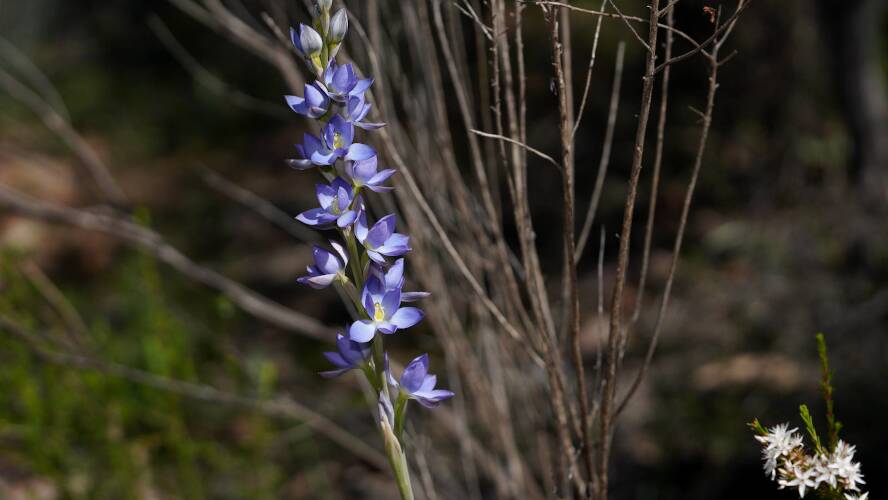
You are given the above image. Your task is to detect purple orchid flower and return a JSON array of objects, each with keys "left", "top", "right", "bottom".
[
  {"left": 296, "top": 177, "right": 359, "bottom": 228},
  {"left": 348, "top": 276, "right": 423, "bottom": 342},
  {"left": 322, "top": 61, "right": 373, "bottom": 102},
  {"left": 287, "top": 133, "right": 323, "bottom": 170},
  {"left": 320, "top": 333, "right": 371, "bottom": 378},
  {"left": 391, "top": 354, "right": 454, "bottom": 408},
  {"left": 345, "top": 94, "right": 385, "bottom": 130},
  {"left": 355, "top": 212, "right": 411, "bottom": 263},
  {"left": 285, "top": 82, "right": 330, "bottom": 119},
  {"left": 310, "top": 115, "right": 376, "bottom": 165},
  {"left": 297, "top": 241, "right": 348, "bottom": 289},
  {"left": 346, "top": 156, "right": 395, "bottom": 192},
  {"left": 368, "top": 259, "right": 429, "bottom": 302}
]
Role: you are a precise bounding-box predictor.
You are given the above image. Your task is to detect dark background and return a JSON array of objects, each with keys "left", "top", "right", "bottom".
[{"left": 0, "top": 0, "right": 885, "bottom": 498}]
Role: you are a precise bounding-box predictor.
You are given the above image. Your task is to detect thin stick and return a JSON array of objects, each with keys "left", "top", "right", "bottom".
[
  {"left": 20, "top": 261, "right": 90, "bottom": 348},
  {"left": 632, "top": 6, "right": 675, "bottom": 323},
  {"left": 571, "top": 0, "right": 607, "bottom": 139},
  {"left": 470, "top": 130, "right": 561, "bottom": 169},
  {"left": 548, "top": 3, "right": 593, "bottom": 492},
  {"left": 0, "top": 185, "right": 334, "bottom": 340},
  {"left": 0, "top": 67, "right": 127, "bottom": 205},
  {"left": 200, "top": 167, "right": 316, "bottom": 241},
  {"left": 575, "top": 42, "right": 626, "bottom": 262},
  {"left": 617, "top": 17, "right": 726, "bottom": 418},
  {"left": 653, "top": 0, "right": 749, "bottom": 74},
  {"left": 597, "top": 1, "right": 662, "bottom": 497},
  {"left": 604, "top": 0, "right": 651, "bottom": 52},
  {"left": 376, "top": 127, "right": 544, "bottom": 366}
]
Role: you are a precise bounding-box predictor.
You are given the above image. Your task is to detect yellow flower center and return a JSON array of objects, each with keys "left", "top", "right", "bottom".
[
  {"left": 373, "top": 302, "right": 385, "bottom": 322},
  {"left": 333, "top": 132, "right": 345, "bottom": 149}
]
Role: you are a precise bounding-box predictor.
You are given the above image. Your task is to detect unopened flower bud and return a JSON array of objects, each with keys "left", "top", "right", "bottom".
[
  {"left": 328, "top": 8, "right": 348, "bottom": 44},
  {"left": 317, "top": 0, "right": 332, "bottom": 12},
  {"left": 298, "top": 24, "right": 323, "bottom": 57}
]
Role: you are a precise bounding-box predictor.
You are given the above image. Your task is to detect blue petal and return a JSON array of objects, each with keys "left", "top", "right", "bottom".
[
  {"left": 355, "top": 211, "right": 369, "bottom": 244},
  {"left": 296, "top": 208, "right": 335, "bottom": 226},
  {"left": 302, "top": 273, "right": 337, "bottom": 289},
  {"left": 366, "top": 249, "right": 386, "bottom": 264},
  {"left": 311, "top": 149, "right": 338, "bottom": 165},
  {"left": 400, "top": 354, "right": 429, "bottom": 393},
  {"left": 323, "top": 351, "right": 350, "bottom": 369},
  {"left": 349, "top": 320, "right": 377, "bottom": 342},
  {"left": 285, "top": 95, "right": 305, "bottom": 113},
  {"left": 345, "top": 143, "right": 376, "bottom": 161},
  {"left": 355, "top": 121, "right": 386, "bottom": 130},
  {"left": 401, "top": 291, "right": 430, "bottom": 302},
  {"left": 350, "top": 78, "right": 374, "bottom": 96},
  {"left": 412, "top": 390, "right": 455, "bottom": 408},
  {"left": 390, "top": 307, "right": 423, "bottom": 329},
  {"left": 381, "top": 289, "right": 402, "bottom": 318},
  {"left": 336, "top": 210, "right": 357, "bottom": 228},
  {"left": 384, "top": 259, "right": 405, "bottom": 290}
]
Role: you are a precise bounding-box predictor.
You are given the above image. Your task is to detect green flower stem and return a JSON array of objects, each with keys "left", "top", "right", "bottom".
[
  {"left": 394, "top": 393, "right": 409, "bottom": 443},
  {"left": 381, "top": 413, "right": 415, "bottom": 500}
]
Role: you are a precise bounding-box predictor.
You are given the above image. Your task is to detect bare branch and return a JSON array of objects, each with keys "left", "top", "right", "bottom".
[
  {"left": 605, "top": 0, "right": 651, "bottom": 52},
  {"left": 470, "top": 129, "right": 561, "bottom": 169},
  {"left": 571, "top": 0, "right": 608, "bottom": 139},
  {"left": 618, "top": 11, "right": 725, "bottom": 418},
  {"left": 633, "top": 5, "right": 675, "bottom": 324},
  {"left": 575, "top": 42, "right": 626, "bottom": 262},
  {"left": 148, "top": 15, "right": 288, "bottom": 117},
  {"left": 597, "top": 1, "right": 662, "bottom": 496},
  {"left": 200, "top": 167, "right": 317, "bottom": 242},
  {"left": 653, "top": 0, "right": 749, "bottom": 74},
  {"left": 0, "top": 185, "right": 334, "bottom": 340},
  {"left": 0, "top": 66, "right": 127, "bottom": 205}
]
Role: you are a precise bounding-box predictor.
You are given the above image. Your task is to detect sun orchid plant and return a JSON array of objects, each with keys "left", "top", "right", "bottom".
[{"left": 285, "top": 2, "right": 452, "bottom": 498}]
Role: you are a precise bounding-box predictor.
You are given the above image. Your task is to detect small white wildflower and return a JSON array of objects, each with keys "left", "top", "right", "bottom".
[
  {"left": 845, "top": 493, "right": 868, "bottom": 500},
  {"left": 830, "top": 440, "right": 857, "bottom": 469},
  {"left": 829, "top": 440, "right": 865, "bottom": 491},
  {"left": 811, "top": 453, "right": 838, "bottom": 489},
  {"left": 840, "top": 461, "right": 866, "bottom": 491},
  {"left": 758, "top": 423, "right": 801, "bottom": 457},
  {"left": 762, "top": 447, "right": 780, "bottom": 480},
  {"left": 778, "top": 464, "right": 817, "bottom": 498}
]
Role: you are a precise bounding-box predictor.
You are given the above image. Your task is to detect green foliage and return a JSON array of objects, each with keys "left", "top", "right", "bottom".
[
  {"left": 0, "top": 249, "right": 288, "bottom": 499},
  {"left": 798, "top": 404, "right": 824, "bottom": 455},
  {"left": 747, "top": 418, "right": 767, "bottom": 436}
]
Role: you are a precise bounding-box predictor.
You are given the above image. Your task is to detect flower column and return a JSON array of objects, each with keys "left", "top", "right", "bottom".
[{"left": 283, "top": 2, "right": 453, "bottom": 499}]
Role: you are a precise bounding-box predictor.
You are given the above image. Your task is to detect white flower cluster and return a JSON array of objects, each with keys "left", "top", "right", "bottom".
[{"left": 755, "top": 424, "right": 866, "bottom": 498}]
